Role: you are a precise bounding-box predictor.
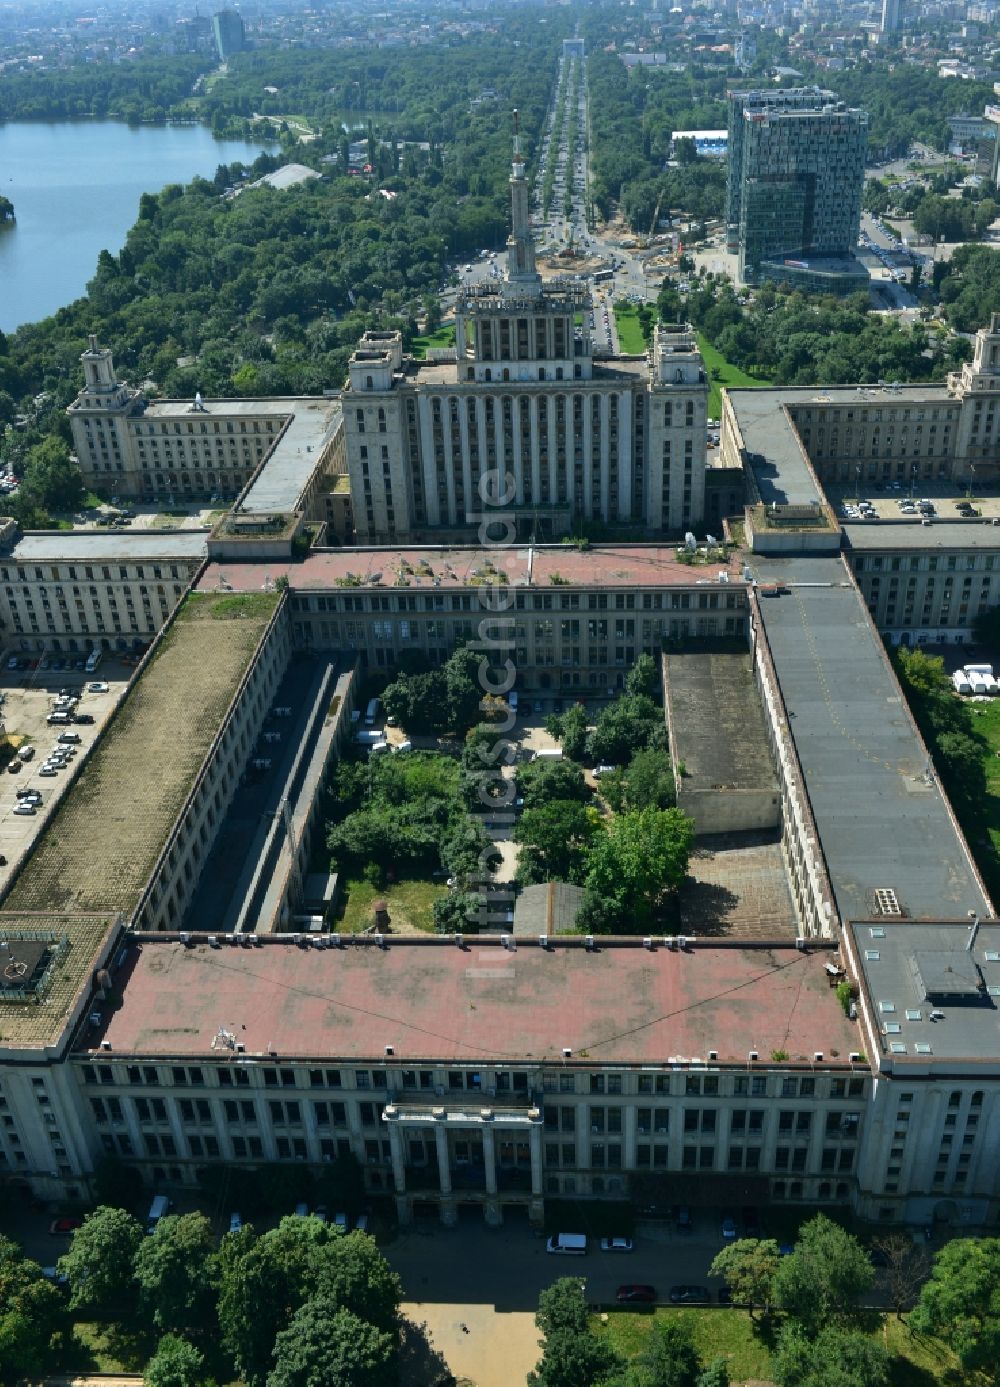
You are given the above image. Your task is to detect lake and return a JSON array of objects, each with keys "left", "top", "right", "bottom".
[{"left": 0, "top": 120, "right": 275, "bottom": 332}]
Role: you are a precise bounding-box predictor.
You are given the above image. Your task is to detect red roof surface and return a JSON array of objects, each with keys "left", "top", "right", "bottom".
[
  {"left": 198, "top": 546, "right": 746, "bottom": 594},
  {"left": 89, "top": 938, "right": 857, "bottom": 1066}
]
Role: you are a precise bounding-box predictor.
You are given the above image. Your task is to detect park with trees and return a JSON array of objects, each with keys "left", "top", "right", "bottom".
[
  {"left": 530, "top": 1216, "right": 994, "bottom": 1387},
  {"left": 0, "top": 1203, "right": 419, "bottom": 1387}
]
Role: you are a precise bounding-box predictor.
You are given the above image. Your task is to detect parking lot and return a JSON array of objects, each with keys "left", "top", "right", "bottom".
[
  {"left": 829, "top": 478, "right": 1000, "bottom": 524},
  {"left": 0, "top": 658, "right": 128, "bottom": 870}
]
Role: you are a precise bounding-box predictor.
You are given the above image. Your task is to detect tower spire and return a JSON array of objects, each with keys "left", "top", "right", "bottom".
[{"left": 506, "top": 108, "right": 539, "bottom": 293}]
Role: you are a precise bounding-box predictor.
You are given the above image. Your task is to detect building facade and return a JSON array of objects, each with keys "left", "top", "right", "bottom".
[
  {"left": 725, "top": 87, "right": 868, "bottom": 292},
  {"left": 342, "top": 129, "right": 709, "bottom": 544}
]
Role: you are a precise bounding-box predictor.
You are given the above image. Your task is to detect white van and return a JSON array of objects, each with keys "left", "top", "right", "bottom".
[
  {"left": 546, "top": 1232, "right": 587, "bottom": 1255},
  {"left": 85, "top": 649, "right": 103, "bottom": 673},
  {"left": 531, "top": 748, "right": 564, "bottom": 763},
  {"left": 147, "top": 1193, "right": 170, "bottom": 1235},
  {"left": 365, "top": 697, "right": 381, "bottom": 727}
]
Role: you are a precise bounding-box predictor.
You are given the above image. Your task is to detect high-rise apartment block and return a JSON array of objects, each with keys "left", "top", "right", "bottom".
[
  {"left": 212, "top": 8, "right": 245, "bottom": 60},
  {"left": 343, "top": 121, "right": 709, "bottom": 543},
  {"left": 880, "top": 0, "right": 901, "bottom": 34},
  {"left": 726, "top": 87, "right": 868, "bottom": 294}
]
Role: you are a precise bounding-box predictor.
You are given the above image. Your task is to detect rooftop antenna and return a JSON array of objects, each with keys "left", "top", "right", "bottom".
[{"left": 212, "top": 1025, "right": 237, "bottom": 1051}]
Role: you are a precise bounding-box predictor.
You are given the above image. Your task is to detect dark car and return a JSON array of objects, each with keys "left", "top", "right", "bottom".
[
  {"left": 675, "top": 1205, "right": 693, "bottom": 1234},
  {"left": 74, "top": 713, "right": 95, "bottom": 724},
  {"left": 617, "top": 1284, "right": 657, "bottom": 1303},
  {"left": 669, "top": 1285, "right": 710, "bottom": 1304},
  {"left": 49, "top": 1217, "right": 82, "bottom": 1235}
]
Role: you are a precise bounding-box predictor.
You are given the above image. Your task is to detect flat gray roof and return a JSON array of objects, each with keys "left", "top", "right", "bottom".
[
  {"left": 239, "top": 400, "right": 342, "bottom": 516},
  {"left": 11, "top": 532, "right": 208, "bottom": 562},
  {"left": 727, "top": 391, "right": 824, "bottom": 507},
  {"left": 850, "top": 921, "right": 1000, "bottom": 1066},
  {"left": 751, "top": 554, "right": 991, "bottom": 926},
  {"left": 844, "top": 521, "right": 1000, "bottom": 552},
  {"left": 664, "top": 649, "right": 777, "bottom": 793},
  {"left": 728, "top": 382, "right": 956, "bottom": 511},
  {"left": 145, "top": 398, "right": 296, "bottom": 421}
]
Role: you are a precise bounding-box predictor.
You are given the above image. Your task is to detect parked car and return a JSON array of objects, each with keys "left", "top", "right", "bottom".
[
  {"left": 17, "top": 746, "right": 35, "bottom": 762},
  {"left": 616, "top": 1284, "right": 657, "bottom": 1303},
  {"left": 49, "top": 1217, "right": 82, "bottom": 1235},
  {"left": 228, "top": 1212, "right": 242, "bottom": 1234},
  {"left": 6, "top": 759, "right": 20, "bottom": 774},
  {"left": 669, "top": 1285, "right": 710, "bottom": 1304},
  {"left": 600, "top": 1237, "right": 634, "bottom": 1253},
  {"left": 88, "top": 682, "right": 110, "bottom": 694},
  {"left": 13, "top": 803, "right": 35, "bottom": 815},
  {"left": 721, "top": 1214, "right": 737, "bottom": 1240},
  {"left": 74, "top": 713, "right": 95, "bottom": 724}
]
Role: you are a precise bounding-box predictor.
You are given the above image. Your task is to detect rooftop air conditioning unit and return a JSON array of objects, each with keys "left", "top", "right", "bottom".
[
  {"left": 585, "top": 935, "right": 595, "bottom": 950},
  {"left": 814, "top": 1051, "right": 824, "bottom": 1062},
  {"left": 708, "top": 1050, "right": 718, "bottom": 1062},
  {"left": 748, "top": 1050, "right": 758, "bottom": 1062},
  {"left": 539, "top": 934, "right": 549, "bottom": 949}
]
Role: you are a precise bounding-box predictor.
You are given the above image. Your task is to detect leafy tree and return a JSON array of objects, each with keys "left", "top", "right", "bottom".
[
  {"left": 582, "top": 806, "right": 694, "bottom": 931},
  {"left": 57, "top": 1204, "right": 144, "bottom": 1316},
  {"left": 601, "top": 748, "right": 676, "bottom": 813},
  {"left": 535, "top": 1277, "right": 590, "bottom": 1338},
  {"left": 21, "top": 435, "right": 83, "bottom": 512},
  {"left": 144, "top": 1335, "right": 205, "bottom": 1387},
  {"left": 0, "top": 1235, "right": 67, "bottom": 1382},
  {"left": 586, "top": 695, "right": 664, "bottom": 767},
  {"left": 528, "top": 1326, "right": 624, "bottom": 1387},
  {"left": 696, "top": 1361, "right": 730, "bottom": 1387},
  {"left": 909, "top": 1237, "right": 1000, "bottom": 1375},
  {"left": 517, "top": 757, "right": 589, "bottom": 808},
  {"left": 444, "top": 644, "right": 484, "bottom": 730},
  {"left": 433, "top": 889, "right": 484, "bottom": 933},
  {"left": 134, "top": 1212, "right": 217, "bottom": 1336},
  {"left": 774, "top": 1215, "right": 873, "bottom": 1335},
  {"left": 313, "top": 1231, "right": 401, "bottom": 1334},
  {"left": 708, "top": 1239, "right": 781, "bottom": 1320},
  {"left": 268, "top": 1300, "right": 395, "bottom": 1387},
  {"left": 556, "top": 702, "right": 589, "bottom": 761},
  {"left": 625, "top": 654, "right": 659, "bottom": 699},
  {"left": 771, "top": 1325, "right": 889, "bottom": 1387},
  {"left": 637, "top": 1318, "right": 700, "bottom": 1387},
  {"left": 515, "top": 799, "right": 603, "bottom": 885}
]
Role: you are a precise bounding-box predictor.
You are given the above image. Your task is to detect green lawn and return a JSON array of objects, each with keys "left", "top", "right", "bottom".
[
  {"left": 957, "top": 699, "right": 1000, "bottom": 900},
  {"left": 696, "top": 332, "right": 773, "bottom": 419},
  {"left": 595, "top": 1309, "right": 961, "bottom": 1386},
  {"left": 613, "top": 303, "right": 648, "bottom": 355},
  {"left": 411, "top": 324, "right": 456, "bottom": 359},
  {"left": 334, "top": 875, "right": 447, "bottom": 934},
  {"left": 68, "top": 1320, "right": 157, "bottom": 1374},
  {"left": 595, "top": 1308, "right": 772, "bottom": 1382}
]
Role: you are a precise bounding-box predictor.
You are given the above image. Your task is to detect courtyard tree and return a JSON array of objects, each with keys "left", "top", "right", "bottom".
[
  {"left": 134, "top": 1211, "right": 218, "bottom": 1336},
  {"left": 580, "top": 806, "right": 694, "bottom": 932},
  {"left": 514, "top": 799, "right": 603, "bottom": 884},
  {"left": 517, "top": 756, "right": 589, "bottom": 808},
  {"left": 709, "top": 1238, "right": 781, "bottom": 1320},
  {"left": 267, "top": 1299, "right": 396, "bottom": 1387},
  {"left": 57, "top": 1204, "right": 144, "bottom": 1316},
  {"left": 771, "top": 1325, "right": 889, "bottom": 1387},
  {"left": 636, "top": 1318, "right": 701, "bottom": 1387},
  {"left": 773, "top": 1215, "right": 874, "bottom": 1334},
  {"left": 0, "top": 1235, "right": 67, "bottom": 1382},
  {"left": 535, "top": 1277, "right": 590, "bottom": 1337},
  {"left": 585, "top": 694, "right": 665, "bottom": 766},
  {"left": 313, "top": 1230, "right": 402, "bottom": 1334},
  {"left": 144, "top": 1335, "right": 205, "bottom": 1387},
  {"left": 909, "top": 1237, "right": 1000, "bottom": 1376}
]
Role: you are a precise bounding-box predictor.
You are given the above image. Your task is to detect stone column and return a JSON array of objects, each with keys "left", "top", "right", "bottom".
[
  {"left": 530, "top": 1122, "right": 543, "bottom": 1198},
  {"left": 483, "top": 1123, "right": 498, "bottom": 1196},
  {"left": 388, "top": 1121, "right": 406, "bottom": 1194},
  {"left": 435, "top": 1123, "right": 452, "bottom": 1196}
]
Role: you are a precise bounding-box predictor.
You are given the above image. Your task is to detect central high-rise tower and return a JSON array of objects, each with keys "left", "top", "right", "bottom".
[{"left": 506, "top": 111, "right": 540, "bottom": 292}]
